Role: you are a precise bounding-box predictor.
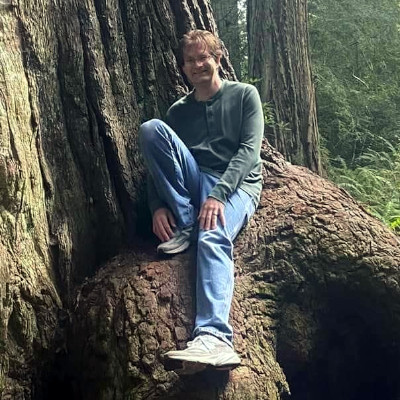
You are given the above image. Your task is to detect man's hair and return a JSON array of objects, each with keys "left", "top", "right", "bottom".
[{"left": 178, "top": 30, "right": 223, "bottom": 66}]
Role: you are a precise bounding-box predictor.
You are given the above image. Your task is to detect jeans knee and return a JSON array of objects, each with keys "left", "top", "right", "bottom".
[
  {"left": 139, "top": 119, "right": 165, "bottom": 150},
  {"left": 197, "top": 229, "right": 232, "bottom": 257}
]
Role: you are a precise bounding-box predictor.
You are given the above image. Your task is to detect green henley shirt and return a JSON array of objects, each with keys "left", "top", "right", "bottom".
[{"left": 147, "top": 80, "right": 264, "bottom": 214}]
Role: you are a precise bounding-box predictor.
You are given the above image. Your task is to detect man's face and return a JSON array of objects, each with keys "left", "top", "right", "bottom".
[{"left": 182, "top": 42, "right": 221, "bottom": 86}]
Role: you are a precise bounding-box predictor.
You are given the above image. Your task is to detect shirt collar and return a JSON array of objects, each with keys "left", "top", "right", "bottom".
[{"left": 188, "top": 79, "right": 226, "bottom": 104}]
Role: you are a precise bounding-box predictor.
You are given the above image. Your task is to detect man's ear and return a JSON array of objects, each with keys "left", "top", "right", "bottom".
[{"left": 215, "top": 54, "right": 222, "bottom": 67}]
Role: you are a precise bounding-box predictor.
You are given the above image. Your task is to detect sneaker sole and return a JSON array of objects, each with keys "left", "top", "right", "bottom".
[
  {"left": 157, "top": 240, "right": 190, "bottom": 255},
  {"left": 164, "top": 358, "right": 240, "bottom": 374},
  {"left": 214, "top": 363, "right": 240, "bottom": 370},
  {"left": 164, "top": 354, "right": 240, "bottom": 368}
]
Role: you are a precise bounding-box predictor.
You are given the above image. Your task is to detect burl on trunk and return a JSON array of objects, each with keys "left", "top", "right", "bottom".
[{"left": 69, "top": 143, "right": 400, "bottom": 400}]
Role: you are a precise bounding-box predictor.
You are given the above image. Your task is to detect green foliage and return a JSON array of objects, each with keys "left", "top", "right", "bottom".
[
  {"left": 330, "top": 140, "right": 400, "bottom": 230},
  {"left": 310, "top": 0, "right": 400, "bottom": 232},
  {"left": 390, "top": 217, "right": 400, "bottom": 233},
  {"left": 262, "top": 102, "right": 275, "bottom": 128},
  {"left": 309, "top": 0, "right": 400, "bottom": 165}
]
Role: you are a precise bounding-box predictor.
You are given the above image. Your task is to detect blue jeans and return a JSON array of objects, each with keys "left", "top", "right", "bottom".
[{"left": 139, "top": 119, "right": 255, "bottom": 345}]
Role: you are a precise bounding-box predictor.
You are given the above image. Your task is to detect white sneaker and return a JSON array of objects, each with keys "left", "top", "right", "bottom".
[
  {"left": 157, "top": 226, "right": 193, "bottom": 254},
  {"left": 164, "top": 334, "right": 241, "bottom": 370}
]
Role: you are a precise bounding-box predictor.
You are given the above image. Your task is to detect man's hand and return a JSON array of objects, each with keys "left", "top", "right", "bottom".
[
  {"left": 153, "top": 207, "right": 176, "bottom": 242},
  {"left": 198, "top": 197, "right": 225, "bottom": 230}
]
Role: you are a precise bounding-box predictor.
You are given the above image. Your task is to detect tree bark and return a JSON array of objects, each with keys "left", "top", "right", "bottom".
[
  {"left": 247, "top": 0, "right": 321, "bottom": 174},
  {"left": 69, "top": 142, "right": 400, "bottom": 399},
  {"left": 211, "top": 0, "right": 242, "bottom": 79},
  {"left": 0, "top": 0, "right": 232, "bottom": 396},
  {"left": 1, "top": 0, "right": 399, "bottom": 399}
]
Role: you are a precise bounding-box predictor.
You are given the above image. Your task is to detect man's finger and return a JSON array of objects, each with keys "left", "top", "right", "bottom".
[
  {"left": 167, "top": 211, "right": 176, "bottom": 228},
  {"left": 155, "top": 219, "right": 170, "bottom": 242},
  {"left": 153, "top": 227, "right": 163, "bottom": 242},
  {"left": 163, "top": 221, "right": 174, "bottom": 239},
  {"left": 211, "top": 212, "right": 218, "bottom": 230},
  {"left": 197, "top": 209, "right": 206, "bottom": 229},
  {"left": 199, "top": 216, "right": 205, "bottom": 230},
  {"left": 154, "top": 225, "right": 167, "bottom": 242},
  {"left": 219, "top": 210, "right": 226, "bottom": 227},
  {"left": 205, "top": 211, "right": 216, "bottom": 230},
  {"left": 159, "top": 214, "right": 174, "bottom": 239}
]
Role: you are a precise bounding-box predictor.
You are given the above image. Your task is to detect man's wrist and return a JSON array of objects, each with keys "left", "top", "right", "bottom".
[
  {"left": 150, "top": 201, "right": 166, "bottom": 215},
  {"left": 207, "top": 194, "right": 226, "bottom": 205}
]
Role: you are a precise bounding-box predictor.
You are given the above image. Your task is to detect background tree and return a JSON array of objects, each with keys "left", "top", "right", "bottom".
[
  {"left": 210, "top": 0, "right": 242, "bottom": 79},
  {"left": 247, "top": 0, "right": 321, "bottom": 174}
]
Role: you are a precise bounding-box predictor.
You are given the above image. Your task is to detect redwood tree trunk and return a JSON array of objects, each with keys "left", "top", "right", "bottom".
[
  {"left": 0, "top": 0, "right": 231, "bottom": 396},
  {"left": 247, "top": 0, "right": 321, "bottom": 174},
  {"left": 211, "top": 0, "right": 242, "bottom": 79}
]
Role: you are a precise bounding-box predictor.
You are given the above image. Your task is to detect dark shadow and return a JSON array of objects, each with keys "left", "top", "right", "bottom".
[{"left": 277, "top": 280, "right": 400, "bottom": 400}]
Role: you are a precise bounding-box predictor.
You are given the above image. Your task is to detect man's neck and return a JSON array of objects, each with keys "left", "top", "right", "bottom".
[{"left": 194, "top": 77, "right": 222, "bottom": 101}]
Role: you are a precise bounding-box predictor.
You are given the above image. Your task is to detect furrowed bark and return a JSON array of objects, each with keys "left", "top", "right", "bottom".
[
  {"left": 0, "top": 0, "right": 221, "bottom": 396},
  {"left": 248, "top": 0, "right": 321, "bottom": 174}
]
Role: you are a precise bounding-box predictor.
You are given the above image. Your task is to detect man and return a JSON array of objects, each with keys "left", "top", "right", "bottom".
[{"left": 139, "top": 30, "right": 264, "bottom": 373}]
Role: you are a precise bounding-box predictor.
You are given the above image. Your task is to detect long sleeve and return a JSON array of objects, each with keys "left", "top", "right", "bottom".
[{"left": 208, "top": 85, "right": 264, "bottom": 203}]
